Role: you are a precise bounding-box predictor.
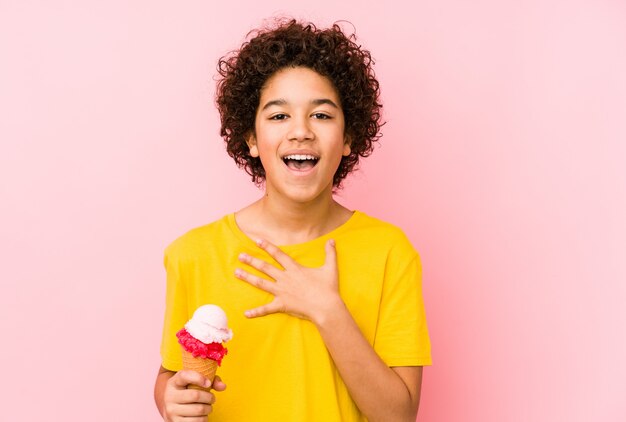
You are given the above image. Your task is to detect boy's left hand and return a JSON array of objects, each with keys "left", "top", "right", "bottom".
[{"left": 235, "top": 238, "right": 343, "bottom": 324}]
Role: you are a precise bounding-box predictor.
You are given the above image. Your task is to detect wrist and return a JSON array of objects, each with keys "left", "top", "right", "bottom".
[{"left": 312, "top": 295, "right": 348, "bottom": 329}]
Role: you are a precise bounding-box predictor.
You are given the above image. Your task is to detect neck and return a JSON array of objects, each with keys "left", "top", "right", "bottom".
[
  {"left": 261, "top": 191, "right": 337, "bottom": 241},
  {"left": 239, "top": 184, "right": 350, "bottom": 246}
]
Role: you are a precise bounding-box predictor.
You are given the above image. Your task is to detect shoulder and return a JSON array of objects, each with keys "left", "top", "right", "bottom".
[
  {"left": 164, "top": 215, "right": 232, "bottom": 263},
  {"left": 350, "top": 211, "right": 417, "bottom": 253}
]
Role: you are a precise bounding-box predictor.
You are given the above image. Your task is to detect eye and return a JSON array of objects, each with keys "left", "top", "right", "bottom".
[
  {"left": 312, "top": 113, "right": 331, "bottom": 120},
  {"left": 270, "top": 113, "right": 288, "bottom": 120}
]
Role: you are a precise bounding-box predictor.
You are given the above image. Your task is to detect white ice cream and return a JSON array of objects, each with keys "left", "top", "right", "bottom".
[{"left": 185, "top": 304, "right": 233, "bottom": 344}]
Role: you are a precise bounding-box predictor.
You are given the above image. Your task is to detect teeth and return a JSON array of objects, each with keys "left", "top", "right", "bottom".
[{"left": 283, "top": 154, "right": 318, "bottom": 161}]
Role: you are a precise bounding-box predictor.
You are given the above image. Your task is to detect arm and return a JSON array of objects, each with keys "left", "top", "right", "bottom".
[
  {"left": 154, "top": 365, "right": 226, "bottom": 422},
  {"left": 236, "top": 239, "right": 424, "bottom": 421},
  {"left": 154, "top": 366, "right": 175, "bottom": 418},
  {"left": 316, "top": 300, "right": 423, "bottom": 421}
]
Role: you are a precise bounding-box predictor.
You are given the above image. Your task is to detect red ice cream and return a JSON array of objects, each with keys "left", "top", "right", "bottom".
[{"left": 176, "top": 328, "right": 228, "bottom": 365}]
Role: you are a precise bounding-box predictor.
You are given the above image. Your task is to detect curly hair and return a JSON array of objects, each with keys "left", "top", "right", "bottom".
[{"left": 215, "top": 19, "right": 383, "bottom": 188}]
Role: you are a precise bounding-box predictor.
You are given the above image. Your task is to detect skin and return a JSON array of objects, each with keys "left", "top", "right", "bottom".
[
  {"left": 154, "top": 368, "right": 226, "bottom": 421},
  {"left": 240, "top": 66, "right": 353, "bottom": 245},
  {"left": 155, "top": 67, "right": 423, "bottom": 421},
  {"left": 237, "top": 67, "right": 423, "bottom": 421}
]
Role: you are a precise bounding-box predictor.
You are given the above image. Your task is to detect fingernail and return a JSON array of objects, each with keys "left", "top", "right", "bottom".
[
  {"left": 205, "top": 379, "right": 212, "bottom": 388},
  {"left": 234, "top": 268, "right": 242, "bottom": 277},
  {"left": 239, "top": 253, "right": 247, "bottom": 261},
  {"left": 255, "top": 238, "right": 263, "bottom": 246},
  {"left": 329, "top": 239, "right": 335, "bottom": 247}
]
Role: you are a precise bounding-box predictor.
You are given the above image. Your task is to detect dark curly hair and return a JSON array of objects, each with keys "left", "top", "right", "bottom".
[{"left": 215, "top": 18, "right": 383, "bottom": 188}]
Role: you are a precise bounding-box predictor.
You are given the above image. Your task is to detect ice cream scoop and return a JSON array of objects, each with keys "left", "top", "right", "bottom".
[{"left": 184, "top": 304, "right": 233, "bottom": 344}]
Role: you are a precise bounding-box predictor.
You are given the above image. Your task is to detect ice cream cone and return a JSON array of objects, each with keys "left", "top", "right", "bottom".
[
  {"left": 181, "top": 348, "right": 219, "bottom": 391},
  {"left": 177, "top": 304, "right": 232, "bottom": 391}
]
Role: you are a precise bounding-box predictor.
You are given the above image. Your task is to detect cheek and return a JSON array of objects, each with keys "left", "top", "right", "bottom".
[
  {"left": 256, "top": 145, "right": 281, "bottom": 173},
  {"left": 256, "top": 142, "right": 277, "bottom": 160}
]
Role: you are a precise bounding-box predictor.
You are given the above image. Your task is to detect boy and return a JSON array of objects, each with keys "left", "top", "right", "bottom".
[{"left": 155, "top": 19, "right": 431, "bottom": 421}]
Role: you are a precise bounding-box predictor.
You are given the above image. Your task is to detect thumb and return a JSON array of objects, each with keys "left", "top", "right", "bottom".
[
  {"left": 324, "top": 239, "right": 337, "bottom": 270},
  {"left": 212, "top": 375, "right": 227, "bottom": 391},
  {"left": 173, "top": 369, "right": 210, "bottom": 389}
]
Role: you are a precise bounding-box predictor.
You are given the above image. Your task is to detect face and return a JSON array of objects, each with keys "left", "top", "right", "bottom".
[{"left": 247, "top": 67, "right": 351, "bottom": 204}]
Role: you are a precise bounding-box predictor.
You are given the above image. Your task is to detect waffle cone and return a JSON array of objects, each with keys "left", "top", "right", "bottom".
[{"left": 181, "top": 348, "right": 219, "bottom": 392}]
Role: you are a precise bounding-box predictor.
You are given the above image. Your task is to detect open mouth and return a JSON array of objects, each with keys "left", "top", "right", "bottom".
[{"left": 282, "top": 154, "right": 319, "bottom": 171}]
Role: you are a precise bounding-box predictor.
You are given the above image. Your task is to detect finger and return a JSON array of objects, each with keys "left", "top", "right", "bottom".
[
  {"left": 235, "top": 268, "right": 277, "bottom": 294},
  {"left": 244, "top": 300, "right": 283, "bottom": 318},
  {"left": 324, "top": 239, "right": 338, "bottom": 270},
  {"left": 172, "top": 370, "right": 211, "bottom": 390},
  {"left": 178, "top": 388, "right": 215, "bottom": 405},
  {"left": 178, "top": 418, "right": 212, "bottom": 422},
  {"left": 174, "top": 401, "right": 213, "bottom": 417},
  {"left": 255, "top": 239, "right": 295, "bottom": 269},
  {"left": 238, "top": 252, "right": 282, "bottom": 279},
  {"left": 212, "top": 375, "right": 227, "bottom": 391}
]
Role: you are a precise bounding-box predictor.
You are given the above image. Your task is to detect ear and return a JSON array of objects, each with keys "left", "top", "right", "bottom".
[
  {"left": 246, "top": 132, "right": 259, "bottom": 158},
  {"left": 342, "top": 134, "right": 352, "bottom": 156}
]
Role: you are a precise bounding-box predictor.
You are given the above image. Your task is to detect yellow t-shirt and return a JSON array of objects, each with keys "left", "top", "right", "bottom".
[{"left": 160, "top": 211, "right": 431, "bottom": 421}]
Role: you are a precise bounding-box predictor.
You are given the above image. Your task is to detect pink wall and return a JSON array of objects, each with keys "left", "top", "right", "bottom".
[{"left": 1, "top": 1, "right": 625, "bottom": 420}]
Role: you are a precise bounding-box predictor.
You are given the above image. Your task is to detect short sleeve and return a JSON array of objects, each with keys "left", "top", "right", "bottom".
[
  {"left": 373, "top": 245, "right": 432, "bottom": 367},
  {"left": 159, "top": 242, "right": 188, "bottom": 371}
]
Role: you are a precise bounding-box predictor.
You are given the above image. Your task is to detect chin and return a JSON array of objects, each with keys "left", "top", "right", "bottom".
[{"left": 283, "top": 185, "right": 332, "bottom": 204}]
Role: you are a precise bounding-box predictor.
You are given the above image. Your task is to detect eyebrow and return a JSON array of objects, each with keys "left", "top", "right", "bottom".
[{"left": 261, "top": 98, "right": 339, "bottom": 111}]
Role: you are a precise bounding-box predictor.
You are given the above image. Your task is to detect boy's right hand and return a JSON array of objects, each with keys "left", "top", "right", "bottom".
[{"left": 162, "top": 370, "right": 226, "bottom": 422}]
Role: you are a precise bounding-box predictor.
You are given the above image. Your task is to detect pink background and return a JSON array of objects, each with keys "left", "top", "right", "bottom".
[{"left": 1, "top": 1, "right": 625, "bottom": 421}]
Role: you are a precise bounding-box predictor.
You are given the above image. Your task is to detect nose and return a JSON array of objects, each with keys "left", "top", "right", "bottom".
[{"left": 287, "top": 115, "right": 314, "bottom": 142}]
